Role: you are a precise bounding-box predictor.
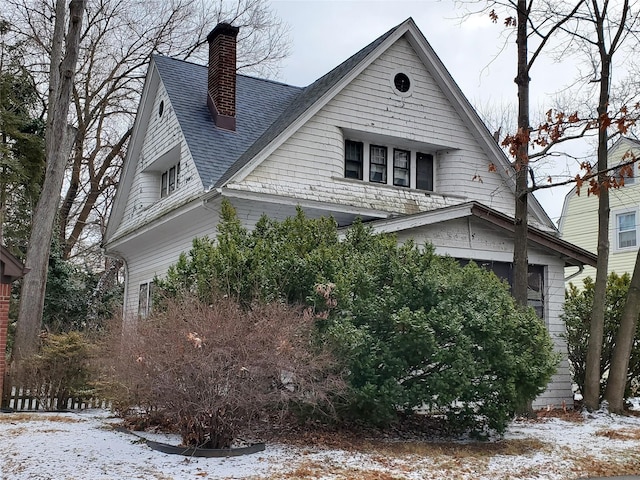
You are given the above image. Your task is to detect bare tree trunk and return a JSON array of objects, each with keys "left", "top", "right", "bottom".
[
  {"left": 513, "top": 0, "right": 530, "bottom": 309},
  {"left": 603, "top": 249, "right": 640, "bottom": 413},
  {"left": 583, "top": 0, "right": 618, "bottom": 411},
  {"left": 12, "top": 0, "right": 86, "bottom": 365}
]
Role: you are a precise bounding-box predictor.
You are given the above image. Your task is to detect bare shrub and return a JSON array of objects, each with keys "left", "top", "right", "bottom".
[{"left": 104, "top": 294, "right": 343, "bottom": 448}]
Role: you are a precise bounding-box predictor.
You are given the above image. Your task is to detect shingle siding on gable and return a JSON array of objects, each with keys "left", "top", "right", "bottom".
[
  {"left": 238, "top": 38, "right": 514, "bottom": 217},
  {"left": 111, "top": 81, "right": 203, "bottom": 241}
]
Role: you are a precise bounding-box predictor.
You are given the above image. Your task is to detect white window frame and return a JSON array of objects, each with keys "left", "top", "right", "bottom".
[
  {"left": 613, "top": 208, "right": 639, "bottom": 251},
  {"left": 344, "top": 137, "right": 435, "bottom": 191},
  {"left": 160, "top": 162, "right": 180, "bottom": 198},
  {"left": 138, "top": 280, "right": 155, "bottom": 317}
]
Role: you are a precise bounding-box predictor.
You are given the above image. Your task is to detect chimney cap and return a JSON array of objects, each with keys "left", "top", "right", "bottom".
[{"left": 207, "top": 23, "right": 239, "bottom": 43}]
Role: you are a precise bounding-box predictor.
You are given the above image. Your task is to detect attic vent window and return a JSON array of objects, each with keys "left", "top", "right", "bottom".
[
  {"left": 158, "top": 100, "right": 164, "bottom": 117},
  {"left": 394, "top": 73, "right": 411, "bottom": 93}
]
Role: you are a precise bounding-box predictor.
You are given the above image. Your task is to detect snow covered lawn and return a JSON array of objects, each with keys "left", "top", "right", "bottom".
[{"left": 1, "top": 408, "right": 639, "bottom": 479}]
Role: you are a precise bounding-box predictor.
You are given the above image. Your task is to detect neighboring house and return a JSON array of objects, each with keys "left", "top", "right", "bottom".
[
  {"left": 559, "top": 136, "right": 640, "bottom": 286},
  {"left": 105, "top": 18, "right": 596, "bottom": 407}
]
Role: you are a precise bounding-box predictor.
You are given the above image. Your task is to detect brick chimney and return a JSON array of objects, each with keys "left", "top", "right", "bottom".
[{"left": 207, "top": 23, "right": 239, "bottom": 131}]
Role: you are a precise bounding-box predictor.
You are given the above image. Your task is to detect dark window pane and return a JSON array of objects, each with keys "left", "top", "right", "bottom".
[
  {"left": 345, "top": 140, "right": 363, "bottom": 180},
  {"left": 416, "top": 152, "right": 433, "bottom": 191},
  {"left": 393, "top": 149, "right": 410, "bottom": 186},
  {"left": 138, "top": 283, "right": 148, "bottom": 316},
  {"left": 161, "top": 172, "right": 168, "bottom": 198},
  {"left": 370, "top": 145, "right": 387, "bottom": 183},
  {"left": 169, "top": 166, "right": 176, "bottom": 193}
]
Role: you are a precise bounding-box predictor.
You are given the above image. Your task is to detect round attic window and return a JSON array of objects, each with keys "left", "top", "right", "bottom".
[
  {"left": 394, "top": 73, "right": 411, "bottom": 93},
  {"left": 158, "top": 100, "right": 164, "bottom": 117}
]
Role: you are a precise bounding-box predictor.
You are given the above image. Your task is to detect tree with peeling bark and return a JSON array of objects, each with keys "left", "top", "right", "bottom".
[{"left": 12, "top": 0, "right": 87, "bottom": 365}]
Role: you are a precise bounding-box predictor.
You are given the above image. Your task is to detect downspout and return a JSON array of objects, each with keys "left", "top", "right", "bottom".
[{"left": 564, "top": 264, "right": 584, "bottom": 283}]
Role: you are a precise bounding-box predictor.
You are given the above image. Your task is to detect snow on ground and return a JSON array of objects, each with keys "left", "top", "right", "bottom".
[{"left": 1, "top": 407, "right": 640, "bottom": 479}]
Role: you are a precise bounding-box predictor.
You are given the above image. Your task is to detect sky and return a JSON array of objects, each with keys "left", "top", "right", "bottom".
[{"left": 268, "top": 0, "right": 583, "bottom": 225}]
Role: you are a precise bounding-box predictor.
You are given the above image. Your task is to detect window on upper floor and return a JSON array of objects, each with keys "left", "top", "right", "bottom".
[
  {"left": 344, "top": 139, "right": 434, "bottom": 192},
  {"left": 393, "top": 149, "right": 410, "bottom": 187},
  {"left": 345, "top": 140, "right": 363, "bottom": 180},
  {"left": 369, "top": 145, "right": 387, "bottom": 183},
  {"left": 160, "top": 162, "right": 180, "bottom": 198},
  {"left": 613, "top": 162, "right": 635, "bottom": 185},
  {"left": 616, "top": 211, "right": 637, "bottom": 249},
  {"left": 416, "top": 153, "right": 434, "bottom": 191}
]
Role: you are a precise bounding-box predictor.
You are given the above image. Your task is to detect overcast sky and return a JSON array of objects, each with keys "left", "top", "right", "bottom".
[{"left": 269, "top": 0, "right": 582, "bottom": 225}]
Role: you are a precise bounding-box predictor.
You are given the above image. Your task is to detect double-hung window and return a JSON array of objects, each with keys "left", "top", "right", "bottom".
[
  {"left": 138, "top": 281, "right": 155, "bottom": 317},
  {"left": 369, "top": 145, "right": 387, "bottom": 183},
  {"left": 344, "top": 140, "right": 363, "bottom": 180},
  {"left": 161, "top": 163, "right": 180, "bottom": 198},
  {"left": 393, "top": 149, "right": 410, "bottom": 187},
  {"left": 617, "top": 212, "right": 637, "bottom": 249}
]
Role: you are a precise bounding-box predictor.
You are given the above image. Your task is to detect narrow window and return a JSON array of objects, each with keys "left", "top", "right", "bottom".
[
  {"left": 393, "top": 149, "right": 410, "bottom": 187},
  {"left": 161, "top": 172, "right": 168, "bottom": 198},
  {"left": 168, "top": 165, "right": 176, "bottom": 193},
  {"left": 369, "top": 145, "right": 387, "bottom": 183},
  {"left": 416, "top": 152, "right": 434, "bottom": 191},
  {"left": 138, "top": 283, "right": 149, "bottom": 317},
  {"left": 618, "top": 212, "right": 637, "bottom": 248},
  {"left": 345, "top": 140, "right": 363, "bottom": 179}
]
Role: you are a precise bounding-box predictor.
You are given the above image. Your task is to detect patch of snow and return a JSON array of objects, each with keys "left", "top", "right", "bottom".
[{"left": 1, "top": 407, "right": 639, "bottom": 479}]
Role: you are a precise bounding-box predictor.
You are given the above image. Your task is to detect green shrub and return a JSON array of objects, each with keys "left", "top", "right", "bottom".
[
  {"left": 563, "top": 273, "right": 640, "bottom": 398},
  {"left": 158, "top": 200, "right": 559, "bottom": 436},
  {"left": 23, "top": 331, "right": 95, "bottom": 409}
]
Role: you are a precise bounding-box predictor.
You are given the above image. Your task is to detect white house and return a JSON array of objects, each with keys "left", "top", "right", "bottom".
[{"left": 104, "top": 18, "right": 596, "bottom": 407}]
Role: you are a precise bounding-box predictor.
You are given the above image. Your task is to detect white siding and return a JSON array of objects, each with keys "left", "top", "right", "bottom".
[
  {"left": 236, "top": 37, "right": 514, "bottom": 218},
  {"left": 110, "top": 81, "right": 203, "bottom": 242}
]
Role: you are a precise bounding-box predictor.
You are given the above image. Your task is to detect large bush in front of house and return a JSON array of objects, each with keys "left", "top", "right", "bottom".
[
  {"left": 104, "top": 294, "right": 342, "bottom": 449},
  {"left": 157, "top": 200, "right": 558, "bottom": 436},
  {"left": 563, "top": 273, "right": 640, "bottom": 398}
]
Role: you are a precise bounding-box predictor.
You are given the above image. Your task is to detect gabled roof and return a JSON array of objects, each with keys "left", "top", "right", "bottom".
[
  {"left": 557, "top": 135, "right": 640, "bottom": 234},
  {"left": 213, "top": 21, "right": 401, "bottom": 187},
  {"left": 154, "top": 56, "right": 302, "bottom": 189},
  {"left": 362, "top": 202, "right": 597, "bottom": 268}
]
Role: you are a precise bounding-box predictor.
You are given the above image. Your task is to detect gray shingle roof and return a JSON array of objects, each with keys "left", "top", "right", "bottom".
[
  {"left": 154, "top": 55, "right": 302, "bottom": 189},
  {"left": 214, "top": 21, "right": 403, "bottom": 187},
  {"left": 153, "top": 20, "right": 404, "bottom": 190}
]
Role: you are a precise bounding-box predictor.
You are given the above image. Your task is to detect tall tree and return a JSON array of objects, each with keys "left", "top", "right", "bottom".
[
  {"left": 467, "top": 1, "right": 584, "bottom": 309},
  {"left": 604, "top": 251, "right": 640, "bottom": 412},
  {"left": 0, "top": 18, "right": 45, "bottom": 256},
  {"left": 4, "top": 0, "right": 290, "bottom": 263},
  {"left": 12, "top": 0, "right": 86, "bottom": 364},
  {"left": 570, "top": 0, "right": 637, "bottom": 412}
]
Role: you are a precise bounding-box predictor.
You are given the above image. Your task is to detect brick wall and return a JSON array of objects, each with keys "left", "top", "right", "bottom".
[
  {"left": 0, "top": 282, "right": 10, "bottom": 401},
  {"left": 206, "top": 23, "right": 239, "bottom": 130}
]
